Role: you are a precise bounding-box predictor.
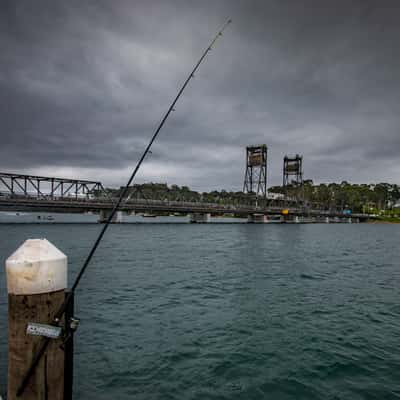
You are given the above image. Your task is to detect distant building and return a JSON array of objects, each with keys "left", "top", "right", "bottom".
[{"left": 267, "top": 192, "right": 284, "bottom": 200}]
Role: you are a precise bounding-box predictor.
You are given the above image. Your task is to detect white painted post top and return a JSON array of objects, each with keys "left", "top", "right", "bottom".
[{"left": 6, "top": 239, "right": 67, "bottom": 295}]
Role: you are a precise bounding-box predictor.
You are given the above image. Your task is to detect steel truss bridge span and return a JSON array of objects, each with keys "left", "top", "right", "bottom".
[{"left": 0, "top": 172, "right": 106, "bottom": 200}]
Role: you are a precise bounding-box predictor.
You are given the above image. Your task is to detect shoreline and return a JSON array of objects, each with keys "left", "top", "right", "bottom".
[{"left": 367, "top": 219, "right": 400, "bottom": 224}]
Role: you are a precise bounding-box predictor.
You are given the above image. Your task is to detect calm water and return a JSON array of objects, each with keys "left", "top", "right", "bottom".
[{"left": 1, "top": 223, "right": 400, "bottom": 399}]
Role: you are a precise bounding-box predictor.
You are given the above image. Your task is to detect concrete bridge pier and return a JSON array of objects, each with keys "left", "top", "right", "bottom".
[
  {"left": 247, "top": 214, "right": 268, "bottom": 223},
  {"left": 189, "top": 213, "right": 211, "bottom": 223},
  {"left": 98, "top": 209, "right": 123, "bottom": 223}
]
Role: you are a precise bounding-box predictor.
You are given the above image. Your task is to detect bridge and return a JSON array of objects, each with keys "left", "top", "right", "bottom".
[{"left": 0, "top": 172, "right": 369, "bottom": 223}]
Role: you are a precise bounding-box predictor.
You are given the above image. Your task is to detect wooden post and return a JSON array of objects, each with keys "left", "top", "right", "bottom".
[{"left": 6, "top": 239, "right": 68, "bottom": 400}]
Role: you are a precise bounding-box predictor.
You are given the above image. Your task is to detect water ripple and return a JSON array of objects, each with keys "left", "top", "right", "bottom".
[{"left": 0, "top": 224, "right": 400, "bottom": 399}]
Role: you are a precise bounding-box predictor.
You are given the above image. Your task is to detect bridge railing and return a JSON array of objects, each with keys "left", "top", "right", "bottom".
[{"left": 0, "top": 193, "right": 368, "bottom": 217}]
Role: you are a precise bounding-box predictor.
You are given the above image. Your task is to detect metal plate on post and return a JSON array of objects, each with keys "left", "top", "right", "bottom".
[{"left": 26, "top": 322, "right": 62, "bottom": 339}]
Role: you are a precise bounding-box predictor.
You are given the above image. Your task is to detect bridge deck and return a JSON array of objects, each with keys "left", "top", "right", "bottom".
[{"left": 0, "top": 196, "right": 368, "bottom": 219}]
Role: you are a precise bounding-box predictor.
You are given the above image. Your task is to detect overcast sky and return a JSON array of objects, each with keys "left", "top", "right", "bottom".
[{"left": 1, "top": 0, "right": 399, "bottom": 191}]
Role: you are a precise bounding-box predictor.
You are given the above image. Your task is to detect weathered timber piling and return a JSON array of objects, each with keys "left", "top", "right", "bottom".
[{"left": 6, "top": 239, "right": 67, "bottom": 400}]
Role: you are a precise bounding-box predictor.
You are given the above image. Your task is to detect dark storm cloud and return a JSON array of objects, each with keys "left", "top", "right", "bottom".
[{"left": 1, "top": 0, "right": 399, "bottom": 190}]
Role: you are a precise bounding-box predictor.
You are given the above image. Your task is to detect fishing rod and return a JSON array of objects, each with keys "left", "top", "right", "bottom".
[{"left": 17, "top": 18, "right": 231, "bottom": 397}]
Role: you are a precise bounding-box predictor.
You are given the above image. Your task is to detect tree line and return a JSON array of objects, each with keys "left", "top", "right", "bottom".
[
  {"left": 104, "top": 181, "right": 400, "bottom": 213},
  {"left": 269, "top": 181, "right": 400, "bottom": 212}
]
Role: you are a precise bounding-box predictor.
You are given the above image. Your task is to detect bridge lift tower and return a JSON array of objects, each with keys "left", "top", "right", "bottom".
[
  {"left": 283, "top": 154, "right": 303, "bottom": 202},
  {"left": 243, "top": 144, "right": 268, "bottom": 198}
]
